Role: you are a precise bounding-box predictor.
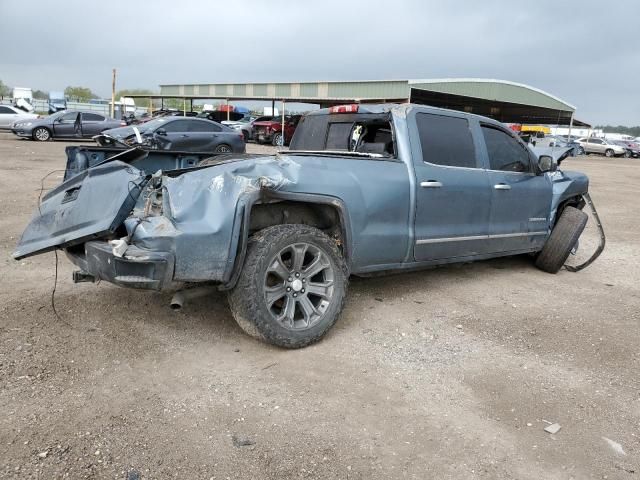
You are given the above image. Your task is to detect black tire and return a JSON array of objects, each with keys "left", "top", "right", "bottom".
[
  {"left": 577, "top": 146, "right": 585, "bottom": 155},
  {"left": 215, "top": 144, "right": 232, "bottom": 153},
  {"left": 33, "top": 127, "right": 51, "bottom": 141},
  {"left": 623, "top": 150, "right": 631, "bottom": 158},
  {"left": 228, "top": 224, "right": 348, "bottom": 348},
  {"left": 605, "top": 149, "right": 614, "bottom": 158},
  {"left": 271, "top": 132, "right": 284, "bottom": 147},
  {"left": 535, "top": 206, "right": 588, "bottom": 274}
]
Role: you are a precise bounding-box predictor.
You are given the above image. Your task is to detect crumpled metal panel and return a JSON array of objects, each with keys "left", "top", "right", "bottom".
[
  {"left": 126, "top": 153, "right": 412, "bottom": 282},
  {"left": 549, "top": 169, "right": 589, "bottom": 223}
]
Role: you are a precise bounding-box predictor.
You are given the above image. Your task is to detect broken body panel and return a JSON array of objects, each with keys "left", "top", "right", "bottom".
[{"left": 14, "top": 104, "right": 595, "bottom": 292}]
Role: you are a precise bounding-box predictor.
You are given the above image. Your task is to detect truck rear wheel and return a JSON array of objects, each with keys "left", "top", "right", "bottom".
[
  {"left": 228, "top": 224, "right": 347, "bottom": 348},
  {"left": 272, "top": 132, "right": 284, "bottom": 146},
  {"left": 535, "top": 206, "right": 588, "bottom": 274}
]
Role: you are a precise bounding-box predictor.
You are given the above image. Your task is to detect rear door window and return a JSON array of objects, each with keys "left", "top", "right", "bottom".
[
  {"left": 481, "top": 125, "right": 532, "bottom": 173},
  {"left": 162, "top": 120, "right": 191, "bottom": 133},
  {"left": 190, "top": 120, "right": 221, "bottom": 132},
  {"left": 82, "top": 113, "right": 104, "bottom": 122},
  {"left": 0, "top": 106, "right": 14, "bottom": 114},
  {"left": 416, "top": 113, "right": 477, "bottom": 168},
  {"left": 60, "top": 112, "right": 79, "bottom": 122}
]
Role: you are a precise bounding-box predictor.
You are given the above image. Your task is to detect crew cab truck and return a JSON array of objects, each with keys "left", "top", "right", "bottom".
[{"left": 13, "top": 104, "right": 602, "bottom": 348}]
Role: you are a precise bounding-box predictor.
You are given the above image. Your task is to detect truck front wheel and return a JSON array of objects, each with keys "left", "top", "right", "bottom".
[
  {"left": 228, "top": 224, "right": 347, "bottom": 348},
  {"left": 535, "top": 206, "right": 588, "bottom": 273}
]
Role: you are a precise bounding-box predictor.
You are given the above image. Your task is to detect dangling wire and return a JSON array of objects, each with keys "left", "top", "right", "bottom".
[{"left": 50, "top": 249, "right": 71, "bottom": 327}]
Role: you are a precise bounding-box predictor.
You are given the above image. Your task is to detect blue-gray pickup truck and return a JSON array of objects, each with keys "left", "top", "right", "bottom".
[{"left": 14, "top": 104, "right": 604, "bottom": 348}]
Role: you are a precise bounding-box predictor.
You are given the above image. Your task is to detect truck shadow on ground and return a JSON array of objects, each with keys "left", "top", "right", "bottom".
[{"left": 56, "top": 255, "right": 535, "bottom": 342}]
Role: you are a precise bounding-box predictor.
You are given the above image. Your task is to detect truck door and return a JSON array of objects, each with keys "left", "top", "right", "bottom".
[
  {"left": 479, "top": 124, "right": 552, "bottom": 252},
  {"left": 411, "top": 111, "right": 492, "bottom": 261}
]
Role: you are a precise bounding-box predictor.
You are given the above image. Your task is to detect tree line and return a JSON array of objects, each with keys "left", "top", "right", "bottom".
[
  {"left": 0, "top": 79, "right": 156, "bottom": 103},
  {"left": 594, "top": 125, "right": 640, "bottom": 137}
]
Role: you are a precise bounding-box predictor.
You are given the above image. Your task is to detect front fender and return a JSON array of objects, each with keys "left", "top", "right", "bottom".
[{"left": 549, "top": 169, "right": 589, "bottom": 224}]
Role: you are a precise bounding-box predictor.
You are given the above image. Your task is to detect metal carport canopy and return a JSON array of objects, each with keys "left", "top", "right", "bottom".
[
  {"left": 130, "top": 78, "right": 578, "bottom": 125},
  {"left": 408, "top": 78, "right": 576, "bottom": 125}
]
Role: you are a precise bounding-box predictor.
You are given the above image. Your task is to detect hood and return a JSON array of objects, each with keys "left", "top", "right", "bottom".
[{"left": 531, "top": 145, "right": 574, "bottom": 165}]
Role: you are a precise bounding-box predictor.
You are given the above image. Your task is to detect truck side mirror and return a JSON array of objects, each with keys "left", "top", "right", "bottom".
[{"left": 537, "top": 155, "right": 556, "bottom": 173}]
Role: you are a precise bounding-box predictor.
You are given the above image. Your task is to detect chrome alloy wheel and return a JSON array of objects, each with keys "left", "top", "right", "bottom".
[{"left": 263, "top": 242, "right": 335, "bottom": 330}]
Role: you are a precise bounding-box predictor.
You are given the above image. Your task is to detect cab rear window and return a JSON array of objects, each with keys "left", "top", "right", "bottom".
[{"left": 325, "top": 123, "right": 352, "bottom": 150}]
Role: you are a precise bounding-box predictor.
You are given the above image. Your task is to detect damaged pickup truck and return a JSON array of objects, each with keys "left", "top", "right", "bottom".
[{"left": 14, "top": 104, "right": 604, "bottom": 348}]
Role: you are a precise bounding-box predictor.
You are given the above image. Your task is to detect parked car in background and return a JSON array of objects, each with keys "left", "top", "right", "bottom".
[
  {"left": 11, "top": 111, "right": 123, "bottom": 141},
  {"left": 198, "top": 110, "right": 244, "bottom": 123},
  {"left": 48, "top": 91, "right": 67, "bottom": 114},
  {"left": 98, "top": 116, "right": 245, "bottom": 153},
  {"left": 253, "top": 114, "right": 302, "bottom": 146},
  {"left": 575, "top": 137, "right": 626, "bottom": 157},
  {"left": 241, "top": 115, "right": 275, "bottom": 141},
  {"left": 610, "top": 140, "right": 640, "bottom": 158},
  {"left": 0, "top": 105, "right": 38, "bottom": 130}
]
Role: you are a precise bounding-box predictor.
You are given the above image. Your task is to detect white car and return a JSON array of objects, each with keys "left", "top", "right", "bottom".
[
  {"left": 0, "top": 105, "right": 38, "bottom": 130},
  {"left": 576, "top": 137, "right": 626, "bottom": 157}
]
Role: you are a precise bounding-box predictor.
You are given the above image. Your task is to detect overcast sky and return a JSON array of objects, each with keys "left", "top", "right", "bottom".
[{"left": 1, "top": 0, "right": 638, "bottom": 124}]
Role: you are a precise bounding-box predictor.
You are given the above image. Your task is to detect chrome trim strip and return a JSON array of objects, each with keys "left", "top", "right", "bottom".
[
  {"left": 420, "top": 181, "right": 443, "bottom": 188},
  {"left": 416, "top": 231, "right": 547, "bottom": 245}
]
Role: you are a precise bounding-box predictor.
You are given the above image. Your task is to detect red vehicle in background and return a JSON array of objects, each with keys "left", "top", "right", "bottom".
[{"left": 253, "top": 114, "right": 302, "bottom": 146}]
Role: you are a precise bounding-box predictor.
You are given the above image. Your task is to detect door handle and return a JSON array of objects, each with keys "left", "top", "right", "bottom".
[
  {"left": 420, "top": 181, "right": 443, "bottom": 188},
  {"left": 181, "top": 134, "right": 189, "bottom": 137},
  {"left": 494, "top": 183, "right": 511, "bottom": 190}
]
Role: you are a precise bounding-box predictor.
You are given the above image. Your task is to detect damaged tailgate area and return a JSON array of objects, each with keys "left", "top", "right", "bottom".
[
  {"left": 13, "top": 161, "right": 147, "bottom": 259},
  {"left": 14, "top": 143, "right": 301, "bottom": 291}
]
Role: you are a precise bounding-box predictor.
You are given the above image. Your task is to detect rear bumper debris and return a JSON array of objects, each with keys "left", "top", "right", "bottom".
[{"left": 66, "top": 241, "right": 174, "bottom": 290}]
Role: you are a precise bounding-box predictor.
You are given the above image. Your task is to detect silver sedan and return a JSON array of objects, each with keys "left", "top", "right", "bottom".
[{"left": 0, "top": 105, "right": 38, "bottom": 130}]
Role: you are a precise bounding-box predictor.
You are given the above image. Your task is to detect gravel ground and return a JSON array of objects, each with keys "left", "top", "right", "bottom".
[{"left": 0, "top": 132, "right": 638, "bottom": 479}]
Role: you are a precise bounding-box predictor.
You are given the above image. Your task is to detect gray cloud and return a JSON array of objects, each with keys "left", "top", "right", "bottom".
[{"left": 1, "top": 0, "right": 638, "bottom": 124}]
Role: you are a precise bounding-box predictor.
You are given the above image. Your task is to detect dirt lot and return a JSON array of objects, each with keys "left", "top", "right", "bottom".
[{"left": 0, "top": 131, "right": 638, "bottom": 479}]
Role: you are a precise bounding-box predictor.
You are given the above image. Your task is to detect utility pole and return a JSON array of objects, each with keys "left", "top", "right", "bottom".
[{"left": 111, "top": 68, "right": 116, "bottom": 118}]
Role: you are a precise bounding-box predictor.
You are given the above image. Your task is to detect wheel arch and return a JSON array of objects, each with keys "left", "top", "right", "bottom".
[
  {"left": 32, "top": 126, "right": 51, "bottom": 140},
  {"left": 221, "top": 191, "right": 352, "bottom": 290}
]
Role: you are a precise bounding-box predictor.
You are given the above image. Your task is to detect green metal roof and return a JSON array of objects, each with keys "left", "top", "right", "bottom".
[
  {"left": 409, "top": 79, "right": 575, "bottom": 112},
  {"left": 156, "top": 78, "right": 575, "bottom": 113},
  {"left": 159, "top": 80, "right": 410, "bottom": 102}
]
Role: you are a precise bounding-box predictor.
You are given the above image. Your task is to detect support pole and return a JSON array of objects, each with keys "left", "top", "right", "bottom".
[
  {"left": 183, "top": 97, "right": 186, "bottom": 117},
  {"left": 271, "top": 99, "right": 275, "bottom": 116},
  {"left": 567, "top": 113, "right": 574, "bottom": 140},
  {"left": 281, "top": 99, "right": 286, "bottom": 147},
  {"left": 149, "top": 97, "right": 152, "bottom": 114},
  {"left": 226, "top": 98, "right": 230, "bottom": 121},
  {"left": 110, "top": 68, "right": 116, "bottom": 118}
]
